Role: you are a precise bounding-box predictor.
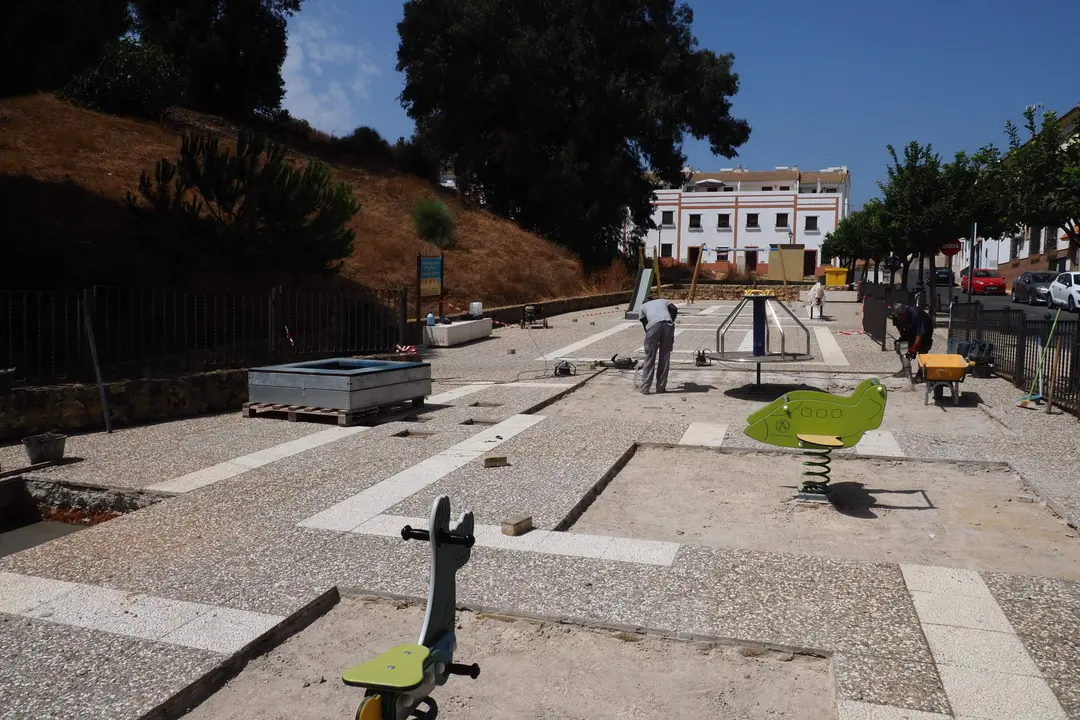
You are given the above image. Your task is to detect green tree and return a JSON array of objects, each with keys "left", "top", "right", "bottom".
[
  {"left": 879, "top": 141, "right": 948, "bottom": 290},
  {"left": 413, "top": 198, "right": 455, "bottom": 249},
  {"left": 1001, "top": 106, "right": 1080, "bottom": 262},
  {"left": 130, "top": 0, "right": 300, "bottom": 117},
  {"left": 0, "top": 0, "right": 131, "bottom": 97},
  {"left": 127, "top": 130, "right": 358, "bottom": 272},
  {"left": 62, "top": 38, "right": 184, "bottom": 120},
  {"left": 396, "top": 0, "right": 750, "bottom": 268}
]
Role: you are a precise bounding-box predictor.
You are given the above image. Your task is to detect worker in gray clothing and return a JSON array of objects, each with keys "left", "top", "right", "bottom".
[{"left": 638, "top": 297, "right": 678, "bottom": 394}]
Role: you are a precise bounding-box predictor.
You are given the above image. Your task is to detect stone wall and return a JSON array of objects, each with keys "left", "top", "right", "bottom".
[
  {"left": 0, "top": 369, "right": 248, "bottom": 441},
  {"left": 662, "top": 284, "right": 803, "bottom": 302}
]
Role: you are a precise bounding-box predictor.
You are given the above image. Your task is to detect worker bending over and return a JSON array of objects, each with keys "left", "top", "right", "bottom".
[
  {"left": 638, "top": 297, "right": 678, "bottom": 394},
  {"left": 891, "top": 303, "right": 934, "bottom": 356}
]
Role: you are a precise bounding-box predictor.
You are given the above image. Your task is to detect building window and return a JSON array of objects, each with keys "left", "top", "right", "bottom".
[
  {"left": 761, "top": 186, "right": 773, "bottom": 192},
  {"left": 722, "top": 186, "right": 734, "bottom": 192},
  {"left": 776, "top": 213, "right": 789, "bottom": 228},
  {"left": 1010, "top": 236, "right": 1020, "bottom": 260},
  {"left": 805, "top": 215, "right": 819, "bottom": 231},
  {"left": 1044, "top": 226, "right": 1056, "bottom": 252},
  {"left": 746, "top": 213, "right": 759, "bottom": 229},
  {"left": 661, "top": 210, "right": 674, "bottom": 226},
  {"left": 717, "top": 213, "right": 731, "bottom": 229},
  {"left": 689, "top": 214, "right": 702, "bottom": 230},
  {"left": 717, "top": 251, "right": 729, "bottom": 262},
  {"left": 1029, "top": 226, "right": 1041, "bottom": 256},
  {"left": 683, "top": 185, "right": 696, "bottom": 192},
  {"left": 660, "top": 243, "right": 673, "bottom": 258},
  {"left": 706, "top": 185, "right": 719, "bottom": 192},
  {"left": 779, "top": 185, "right": 790, "bottom": 191},
  {"left": 824, "top": 187, "right": 837, "bottom": 193}
]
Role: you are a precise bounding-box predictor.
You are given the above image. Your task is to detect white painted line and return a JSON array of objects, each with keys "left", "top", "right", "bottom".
[
  {"left": 900, "top": 564, "right": 1067, "bottom": 720},
  {"left": 0, "top": 572, "right": 283, "bottom": 654},
  {"left": 427, "top": 383, "right": 495, "bottom": 404},
  {"left": 538, "top": 323, "right": 636, "bottom": 360},
  {"left": 814, "top": 326, "right": 849, "bottom": 366},
  {"left": 347, "top": 518, "right": 678, "bottom": 566},
  {"left": 698, "top": 305, "right": 724, "bottom": 315},
  {"left": 854, "top": 430, "right": 904, "bottom": 458},
  {"left": 299, "top": 415, "right": 546, "bottom": 532},
  {"left": 501, "top": 382, "right": 576, "bottom": 388},
  {"left": 737, "top": 330, "right": 754, "bottom": 352},
  {"left": 678, "top": 422, "right": 728, "bottom": 448},
  {"left": 147, "top": 426, "right": 368, "bottom": 494}
]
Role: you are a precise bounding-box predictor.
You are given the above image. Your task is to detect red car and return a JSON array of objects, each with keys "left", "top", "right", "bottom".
[{"left": 961, "top": 268, "right": 1007, "bottom": 295}]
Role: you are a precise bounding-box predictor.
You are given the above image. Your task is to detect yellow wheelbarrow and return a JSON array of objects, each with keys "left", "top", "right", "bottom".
[{"left": 916, "top": 353, "right": 976, "bottom": 406}]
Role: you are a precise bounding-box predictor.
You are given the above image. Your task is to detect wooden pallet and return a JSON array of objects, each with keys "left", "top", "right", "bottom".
[{"left": 242, "top": 398, "right": 425, "bottom": 426}]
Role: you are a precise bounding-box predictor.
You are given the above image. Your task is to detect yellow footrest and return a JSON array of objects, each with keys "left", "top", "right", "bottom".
[
  {"left": 797, "top": 433, "right": 844, "bottom": 448},
  {"left": 343, "top": 644, "right": 429, "bottom": 691}
]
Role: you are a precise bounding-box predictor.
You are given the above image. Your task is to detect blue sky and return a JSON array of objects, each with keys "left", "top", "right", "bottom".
[{"left": 282, "top": 0, "right": 1080, "bottom": 208}]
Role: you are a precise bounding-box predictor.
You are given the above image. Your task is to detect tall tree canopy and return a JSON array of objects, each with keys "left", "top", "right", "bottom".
[
  {"left": 131, "top": 0, "right": 300, "bottom": 117},
  {"left": 0, "top": 0, "right": 131, "bottom": 97},
  {"left": 396, "top": 0, "right": 751, "bottom": 267},
  {"left": 1002, "top": 106, "right": 1080, "bottom": 260}
]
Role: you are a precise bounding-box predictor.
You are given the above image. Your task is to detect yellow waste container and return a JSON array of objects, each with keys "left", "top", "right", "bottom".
[{"left": 825, "top": 267, "right": 848, "bottom": 287}]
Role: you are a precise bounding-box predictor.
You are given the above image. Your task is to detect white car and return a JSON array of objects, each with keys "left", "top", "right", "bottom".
[{"left": 1048, "top": 271, "right": 1080, "bottom": 312}]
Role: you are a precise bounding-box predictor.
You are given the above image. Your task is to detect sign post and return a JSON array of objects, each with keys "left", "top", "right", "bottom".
[{"left": 941, "top": 239, "right": 962, "bottom": 306}]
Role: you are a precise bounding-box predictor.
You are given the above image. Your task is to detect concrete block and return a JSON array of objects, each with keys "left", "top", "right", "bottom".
[
  {"left": 423, "top": 318, "right": 493, "bottom": 347},
  {"left": 501, "top": 514, "right": 533, "bottom": 536},
  {"left": 484, "top": 456, "right": 510, "bottom": 468}
]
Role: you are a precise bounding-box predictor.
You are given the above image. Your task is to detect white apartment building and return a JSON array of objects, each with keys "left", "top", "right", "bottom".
[{"left": 636, "top": 166, "right": 851, "bottom": 277}]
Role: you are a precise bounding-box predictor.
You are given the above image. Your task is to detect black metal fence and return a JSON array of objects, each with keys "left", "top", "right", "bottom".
[
  {"left": 950, "top": 302, "right": 1080, "bottom": 415},
  {"left": 0, "top": 285, "right": 407, "bottom": 387}
]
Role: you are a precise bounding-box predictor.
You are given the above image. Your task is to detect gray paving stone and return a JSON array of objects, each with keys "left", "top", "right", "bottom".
[
  {"left": 982, "top": 572, "right": 1080, "bottom": 680},
  {"left": 1047, "top": 677, "right": 1080, "bottom": 720},
  {"left": 0, "top": 613, "right": 222, "bottom": 720},
  {"left": 833, "top": 652, "right": 952, "bottom": 715}
]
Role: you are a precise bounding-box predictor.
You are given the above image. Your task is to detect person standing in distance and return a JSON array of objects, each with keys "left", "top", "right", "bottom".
[{"left": 637, "top": 296, "right": 678, "bottom": 394}]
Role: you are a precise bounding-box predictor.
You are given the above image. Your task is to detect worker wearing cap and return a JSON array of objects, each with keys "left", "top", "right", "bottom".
[
  {"left": 891, "top": 303, "right": 934, "bottom": 357},
  {"left": 637, "top": 296, "right": 678, "bottom": 394}
]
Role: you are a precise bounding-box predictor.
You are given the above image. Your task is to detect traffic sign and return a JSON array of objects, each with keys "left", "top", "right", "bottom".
[{"left": 941, "top": 240, "right": 962, "bottom": 257}]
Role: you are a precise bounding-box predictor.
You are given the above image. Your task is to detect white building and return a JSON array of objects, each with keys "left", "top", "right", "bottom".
[{"left": 634, "top": 166, "right": 851, "bottom": 278}]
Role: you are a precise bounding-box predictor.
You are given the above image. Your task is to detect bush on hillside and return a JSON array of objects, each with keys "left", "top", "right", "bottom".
[
  {"left": 394, "top": 135, "right": 440, "bottom": 182},
  {"left": 126, "top": 130, "right": 359, "bottom": 272},
  {"left": 413, "top": 198, "right": 455, "bottom": 249},
  {"left": 62, "top": 37, "right": 183, "bottom": 120},
  {"left": 337, "top": 126, "right": 394, "bottom": 165}
]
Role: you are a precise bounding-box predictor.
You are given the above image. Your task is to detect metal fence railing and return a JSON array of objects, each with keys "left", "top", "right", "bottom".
[
  {"left": 860, "top": 283, "right": 913, "bottom": 350},
  {"left": 0, "top": 285, "right": 408, "bottom": 387},
  {"left": 950, "top": 302, "right": 1080, "bottom": 415}
]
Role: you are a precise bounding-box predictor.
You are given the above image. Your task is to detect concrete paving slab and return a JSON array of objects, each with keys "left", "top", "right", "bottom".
[
  {"left": 922, "top": 624, "right": 1041, "bottom": 676},
  {"left": 938, "top": 664, "right": 1067, "bottom": 719},
  {"left": 833, "top": 652, "right": 952, "bottom": 715},
  {"left": 837, "top": 702, "right": 951, "bottom": 720},
  {"left": 909, "top": 590, "right": 1014, "bottom": 633},
  {"left": 0, "top": 613, "right": 223, "bottom": 720}
]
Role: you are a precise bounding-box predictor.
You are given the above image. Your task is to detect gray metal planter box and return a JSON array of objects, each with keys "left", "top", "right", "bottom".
[{"left": 247, "top": 358, "right": 432, "bottom": 411}]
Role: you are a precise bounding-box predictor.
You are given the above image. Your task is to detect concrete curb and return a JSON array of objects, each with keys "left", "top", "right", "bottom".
[{"left": 140, "top": 587, "right": 341, "bottom": 720}]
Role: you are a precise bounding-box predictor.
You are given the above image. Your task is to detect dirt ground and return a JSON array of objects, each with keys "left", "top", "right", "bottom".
[
  {"left": 574, "top": 447, "right": 1080, "bottom": 580},
  {"left": 186, "top": 595, "right": 832, "bottom": 720}
]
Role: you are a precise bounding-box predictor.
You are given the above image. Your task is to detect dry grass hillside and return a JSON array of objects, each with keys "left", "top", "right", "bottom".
[{"left": 0, "top": 94, "right": 627, "bottom": 307}]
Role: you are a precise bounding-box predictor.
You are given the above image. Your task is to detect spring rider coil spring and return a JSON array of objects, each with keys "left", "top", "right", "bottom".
[{"left": 800, "top": 443, "right": 833, "bottom": 495}]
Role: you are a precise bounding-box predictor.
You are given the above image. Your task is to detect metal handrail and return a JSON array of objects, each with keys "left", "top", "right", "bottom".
[
  {"left": 771, "top": 296, "right": 812, "bottom": 356},
  {"left": 716, "top": 297, "right": 748, "bottom": 355}
]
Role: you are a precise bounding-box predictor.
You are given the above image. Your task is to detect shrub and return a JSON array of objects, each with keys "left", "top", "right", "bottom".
[
  {"left": 62, "top": 37, "right": 183, "bottom": 120},
  {"left": 126, "top": 130, "right": 359, "bottom": 272},
  {"left": 337, "top": 126, "right": 394, "bottom": 165},
  {"left": 413, "top": 198, "right": 455, "bottom": 249},
  {"left": 394, "top": 135, "right": 440, "bottom": 182}
]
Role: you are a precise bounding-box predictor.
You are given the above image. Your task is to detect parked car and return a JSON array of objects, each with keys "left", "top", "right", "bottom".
[
  {"left": 960, "top": 268, "right": 1006, "bottom": 295},
  {"left": 1012, "top": 271, "right": 1056, "bottom": 305},
  {"left": 1048, "top": 271, "right": 1080, "bottom": 312},
  {"left": 935, "top": 267, "right": 955, "bottom": 287}
]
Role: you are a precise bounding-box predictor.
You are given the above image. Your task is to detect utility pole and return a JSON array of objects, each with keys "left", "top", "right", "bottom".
[{"left": 966, "top": 221, "right": 977, "bottom": 305}]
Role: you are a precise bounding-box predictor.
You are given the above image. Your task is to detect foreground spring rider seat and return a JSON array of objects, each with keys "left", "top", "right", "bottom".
[
  {"left": 342, "top": 495, "right": 480, "bottom": 720},
  {"left": 742, "top": 378, "right": 889, "bottom": 496}
]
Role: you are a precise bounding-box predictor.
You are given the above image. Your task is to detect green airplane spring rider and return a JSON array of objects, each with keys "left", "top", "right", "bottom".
[{"left": 743, "top": 378, "right": 888, "bottom": 495}]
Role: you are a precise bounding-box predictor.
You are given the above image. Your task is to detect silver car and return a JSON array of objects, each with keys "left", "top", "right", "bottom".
[{"left": 1011, "top": 271, "right": 1055, "bottom": 305}]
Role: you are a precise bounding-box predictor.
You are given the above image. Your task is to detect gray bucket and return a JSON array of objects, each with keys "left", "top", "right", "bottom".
[{"left": 23, "top": 433, "right": 67, "bottom": 465}]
